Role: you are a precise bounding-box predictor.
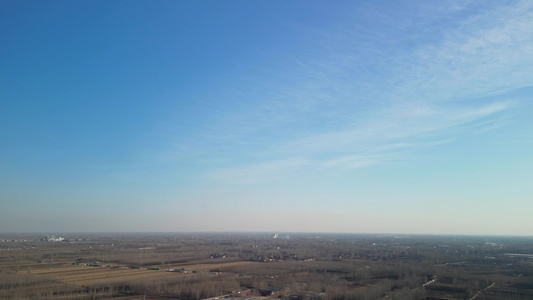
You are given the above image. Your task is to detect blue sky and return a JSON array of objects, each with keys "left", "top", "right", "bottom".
[{"left": 1, "top": 1, "right": 532, "bottom": 235}]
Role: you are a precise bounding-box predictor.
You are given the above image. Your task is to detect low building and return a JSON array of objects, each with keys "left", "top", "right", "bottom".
[{"left": 41, "top": 235, "right": 64, "bottom": 242}]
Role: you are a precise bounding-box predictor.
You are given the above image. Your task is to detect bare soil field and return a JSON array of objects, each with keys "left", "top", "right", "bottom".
[
  {"left": 30, "top": 265, "right": 179, "bottom": 285},
  {"left": 169, "top": 260, "right": 261, "bottom": 271}
]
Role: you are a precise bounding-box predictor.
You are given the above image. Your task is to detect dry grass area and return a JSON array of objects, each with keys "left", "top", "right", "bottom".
[
  {"left": 172, "top": 260, "right": 261, "bottom": 271},
  {"left": 25, "top": 260, "right": 260, "bottom": 286},
  {"left": 32, "top": 265, "right": 182, "bottom": 285}
]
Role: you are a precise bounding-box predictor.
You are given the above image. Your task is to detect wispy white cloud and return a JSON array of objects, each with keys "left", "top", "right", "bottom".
[
  {"left": 277, "top": 101, "right": 512, "bottom": 156},
  {"left": 206, "top": 99, "right": 511, "bottom": 185},
  {"left": 207, "top": 158, "right": 309, "bottom": 185},
  {"left": 160, "top": 1, "right": 531, "bottom": 185},
  {"left": 321, "top": 155, "right": 383, "bottom": 169},
  {"left": 394, "top": 1, "right": 533, "bottom": 102},
  {"left": 376, "top": 143, "right": 413, "bottom": 151}
]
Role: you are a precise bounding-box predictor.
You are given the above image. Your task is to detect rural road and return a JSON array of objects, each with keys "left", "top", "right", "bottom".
[{"left": 469, "top": 282, "right": 495, "bottom": 300}]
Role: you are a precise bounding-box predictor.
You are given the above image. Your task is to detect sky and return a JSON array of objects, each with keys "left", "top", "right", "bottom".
[{"left": 1, "top": 1, "right": 532, "bottom": 235}]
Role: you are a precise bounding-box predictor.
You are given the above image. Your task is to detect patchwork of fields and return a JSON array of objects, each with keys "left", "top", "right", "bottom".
[
  {"left": 27, "top": 260, "right": 261, "bottom": 285},
  {"left": 1, "top": 233, "right": 533, "bottom": 299}
]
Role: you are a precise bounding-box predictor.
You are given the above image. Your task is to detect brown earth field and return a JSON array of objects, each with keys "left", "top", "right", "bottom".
[{"left": 28, "top": 260, "right": 261, "bottom": 285}]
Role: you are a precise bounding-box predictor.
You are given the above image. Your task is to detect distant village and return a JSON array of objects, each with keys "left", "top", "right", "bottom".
[
  {"left": 0, "top": 235, "right": 93, "bottom": 243},
  {"left": 40, "top": 235, "right": 64, "bottom": 242}
]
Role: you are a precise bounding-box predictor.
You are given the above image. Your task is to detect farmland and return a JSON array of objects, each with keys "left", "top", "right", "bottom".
[{"left": 1, "top": 233, "right": 533, "bottom": 299}]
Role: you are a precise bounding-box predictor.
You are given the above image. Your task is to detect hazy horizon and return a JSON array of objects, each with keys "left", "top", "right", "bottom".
[
  {"left": 2, "top": 231, "right": 533, "bottom": 238},
  {"left": 1, "top": 1, "right": 532, "bottom": 235}
]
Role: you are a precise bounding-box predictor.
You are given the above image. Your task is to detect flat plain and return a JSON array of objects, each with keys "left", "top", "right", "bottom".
[{"left": 1, "top": 233, "right": 533, "bottom": 299}]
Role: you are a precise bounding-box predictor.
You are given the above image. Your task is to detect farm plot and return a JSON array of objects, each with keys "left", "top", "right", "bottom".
[
  {"left": 167, "top": 260, "right": 261, "bottom": 271},
  {"left": 26, "top": 260, "right": 262, "bottom": 286},
  {"left": 31, "top": 265, "right": 187, "bottom": 285}
]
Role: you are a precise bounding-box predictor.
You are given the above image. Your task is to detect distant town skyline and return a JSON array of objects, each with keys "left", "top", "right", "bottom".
[{"left": 1, "top": 1, "right": 532, "bottom": 235}]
